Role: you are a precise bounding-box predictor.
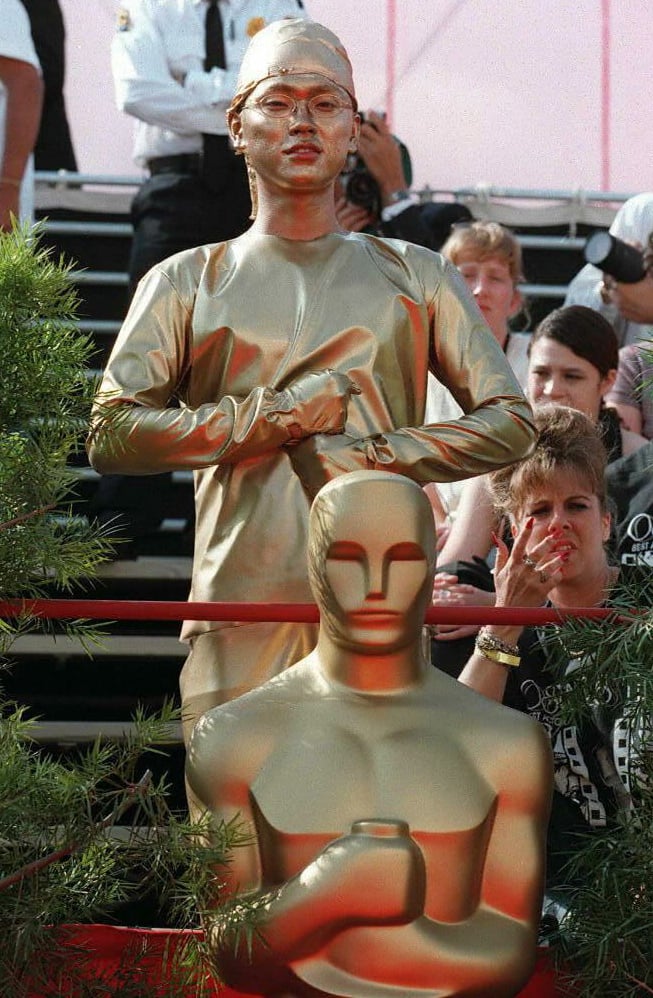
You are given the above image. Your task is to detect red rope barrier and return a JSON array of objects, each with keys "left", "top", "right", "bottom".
[{"left": 0, "top": 598, "right": 621, "bottom": 626}]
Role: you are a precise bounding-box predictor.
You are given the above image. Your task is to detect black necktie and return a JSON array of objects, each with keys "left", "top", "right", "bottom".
[
  {"left": 202, "top": 0, "right": 227, "bottom": 191},
  {"left": 204, "top": 0, "right": 226, "bottom": 72}
]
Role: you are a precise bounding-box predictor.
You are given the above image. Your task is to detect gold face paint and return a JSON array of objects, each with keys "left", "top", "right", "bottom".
[{"left": 231, "top": 18, "right": 356, "bottom": 112}]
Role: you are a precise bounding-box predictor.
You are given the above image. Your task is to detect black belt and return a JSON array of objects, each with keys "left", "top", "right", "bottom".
[
  {"left": 147, "top": 153, "right": 202, "bottom": 175},
  {"left": 147, "top": 139, "right": 234, "bottom": 177}
]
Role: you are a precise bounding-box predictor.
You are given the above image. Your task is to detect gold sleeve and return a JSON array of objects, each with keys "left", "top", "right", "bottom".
[
  {"left": 87, "top": 268, "right": 357, "bottom": 475},
  {"left": 288, "top": 260, "right": 536, "bottom": 497}
]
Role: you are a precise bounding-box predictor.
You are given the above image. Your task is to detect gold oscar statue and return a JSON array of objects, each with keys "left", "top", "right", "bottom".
[{"left": 186, "top": 471, "right": 553, "bottom": 997}]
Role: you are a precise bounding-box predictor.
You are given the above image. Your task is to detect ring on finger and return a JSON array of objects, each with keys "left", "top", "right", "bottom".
[
  {"left": 523, "top": 556, "right": 537, "bottom": 569},
  {"left": 539, "top": 570, "right": 549, "bottom": 584}
]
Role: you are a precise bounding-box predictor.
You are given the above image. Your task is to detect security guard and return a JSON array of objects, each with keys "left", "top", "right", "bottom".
[{"left": 112, "top": 0, "right": 305, "bottom": 294}]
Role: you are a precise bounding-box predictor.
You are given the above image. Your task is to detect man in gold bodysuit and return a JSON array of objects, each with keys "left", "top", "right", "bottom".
[
  {"left": 186, "top": 471, "right": 552, "bottom": 997},
  {"left": 88, "top": 19, "right": 536, "bottom": 737}
]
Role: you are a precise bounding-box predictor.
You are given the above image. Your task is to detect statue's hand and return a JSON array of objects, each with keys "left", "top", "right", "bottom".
[
  {"left": 280, "top": 370, "right": 361, "bottom": 440},
  {"left": 315, "top": 822, "right": 426, "bottom": 925}
]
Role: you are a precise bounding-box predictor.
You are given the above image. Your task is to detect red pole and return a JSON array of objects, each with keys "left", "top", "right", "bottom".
[
  {"left": 0, "top": 597, "right": 624, "bottom": 627},
  {"left": 600, "top": 0, "right": 611, "bottom": 191},
  {"left": 385, "top": 0, "right": 397, "bottom": 128}
]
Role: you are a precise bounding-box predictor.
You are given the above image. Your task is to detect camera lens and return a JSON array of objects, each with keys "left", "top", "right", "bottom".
[
  {"left": 584, "top": 231, "right": 646, "bottom": 284},
  {"left": 344, "top": 163, "right": 381, "bottom": 213}
]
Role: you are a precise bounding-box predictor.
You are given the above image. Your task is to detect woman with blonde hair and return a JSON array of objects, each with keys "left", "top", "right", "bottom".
[
  {"left": 459, "top": 405, "right": 629, "bottom": 890},
  {"left": 438, "top": 219, "right": 527, "bottom": 366},
  {"left": 425, "top": 219, "right": 530, "bottom": 528}
]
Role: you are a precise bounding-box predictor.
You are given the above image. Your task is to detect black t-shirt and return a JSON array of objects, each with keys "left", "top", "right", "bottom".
[
  {"left": 504, "top": 626, "right": 627, "bottom": 888},
  {"left": 605, "top": 439, "right": 653, "bottom": 576},
  {"left": 507, "top": 628, "right": 621, "bottom": 827}
]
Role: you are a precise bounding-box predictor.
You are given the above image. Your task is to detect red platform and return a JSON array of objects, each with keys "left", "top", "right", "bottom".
[{"left": 26, "top": 924, "right": 567, "bottom": 997}]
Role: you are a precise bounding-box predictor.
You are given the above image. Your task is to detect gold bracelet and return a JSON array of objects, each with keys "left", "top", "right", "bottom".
[
  {"left": 476, "top": 644, "right": 521, "bottom": 669},
  {"left": 0, "top": 176, "right": 21, "bottom": 188},
  {"left": 475, "top": 627, "right": 521, "bottom": 668}
]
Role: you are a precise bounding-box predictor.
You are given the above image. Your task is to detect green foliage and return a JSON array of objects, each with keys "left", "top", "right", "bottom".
[
  {"left": 0, "top": 223, "right": 112, "bottom": 611},
  {"left": 0, "top": 224, "right": 257, "bottom": 995},
  {"left": 544, "top": 576, "right": 653, "bottom": 996},
  {"left": 0, "top": 696, "right": 252, "bottom": 998}
]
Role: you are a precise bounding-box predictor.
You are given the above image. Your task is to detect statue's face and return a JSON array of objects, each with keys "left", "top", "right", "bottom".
[
  {"left": 312, "top": 478, "right": 434, "bottom": 653},
  {"left": 230, "top": 75, "right": 358, "bottom": 196}
]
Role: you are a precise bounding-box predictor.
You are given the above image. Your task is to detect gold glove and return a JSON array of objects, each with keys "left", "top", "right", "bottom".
[{"left": 277, "top": 369, "right": 361, "bottom": 441}]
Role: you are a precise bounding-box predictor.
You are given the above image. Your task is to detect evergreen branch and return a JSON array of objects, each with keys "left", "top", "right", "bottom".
[
  {"left": 0, "top": 770, "right": 152, "bottom": 893},
  {"left": 626, "top": 975, "right": 653, "bottom": 994},
  {"left": 0, "top": 503, "right": 55, "bottom": 532}
]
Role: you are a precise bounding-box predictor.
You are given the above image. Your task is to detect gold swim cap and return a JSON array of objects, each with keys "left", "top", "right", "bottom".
[{"left": 232, "top": 18, "right": 356, "bottom": 109}]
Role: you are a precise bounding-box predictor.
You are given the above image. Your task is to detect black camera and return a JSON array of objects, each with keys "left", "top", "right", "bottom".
[
  {"left": 342, "top": 113, "right": 412, "bottom": 218},
  {"left": 343, "top": 114, "right": 382, "bottom": 215},
  {"left": 344, "top": 156, "right": 381, "bottom": 214},
  {"left": 584, "top": 231, "right": 647, "bottom": 284}
]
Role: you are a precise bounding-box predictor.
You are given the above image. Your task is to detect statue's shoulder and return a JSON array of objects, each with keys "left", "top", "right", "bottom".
[
  {"left": 432, "top": 674, "right": 551, "bottom": 761},
  {"left": 186, "top": 688, "right": 292, "bottom": 810},
  {"left": 192, "top": 661, "right": 318, "bottom": 744}
]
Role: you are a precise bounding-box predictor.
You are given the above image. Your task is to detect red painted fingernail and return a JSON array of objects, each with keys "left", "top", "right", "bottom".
[
  {"left": 526, "top": 516, "right": 534, "bottom": 528},
  {"left": 491, "top": 532, "right": 500, "bottom": 545}
]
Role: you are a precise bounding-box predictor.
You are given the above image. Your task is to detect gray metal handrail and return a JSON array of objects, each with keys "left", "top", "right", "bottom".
[
  {"left": 70, "top": 270, "right": 129, "bottom": 286},
  {"left": 520, "top": 283, "right": 568, "bottom": 299},
  {"left": 35, "top": 170, "right": 142, "bottom": 187},
  {"left": 35, "top": 173, "right": 607, "bottom": 321},
  {"left": 35, "top": 170, "right": 635, "bottom": 207},
  {"left": 445, "top": 185, "right": 634, "bottom": 204},
  {"left": 48, "top": 222, "right": 591, "bottom": 254},
  {"left": 77, "top": 319, "right": 122, "bottom": 334},
  {"left": 517, "top": 235, "right": 586, "bottom": 250},
  {"left": 45, "top": 220, "right": 133, "bottom": 237}
]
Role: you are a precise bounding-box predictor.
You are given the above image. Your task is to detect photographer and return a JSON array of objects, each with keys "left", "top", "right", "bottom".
[
  {"left": 335, "top": 110, "right": 471, "bottom": 249},
  {"left": 565, "top": 192, "right": 653, "bottom": 344},
  {"left": 601, "top": 233, "right": 653, "bottom": 324}
]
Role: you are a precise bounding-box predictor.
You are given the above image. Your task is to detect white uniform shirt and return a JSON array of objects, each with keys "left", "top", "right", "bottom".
[
  {"left": 0, "top": 0, "right": 41, "bottom": 221},
  {"left": 112, "top": 0, "right": 306, "bottom": 167}
]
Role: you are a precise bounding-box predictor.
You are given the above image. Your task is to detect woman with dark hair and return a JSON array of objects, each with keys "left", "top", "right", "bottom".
[{"left": 528, "top": 305, "right": 645, "bottom": 460}]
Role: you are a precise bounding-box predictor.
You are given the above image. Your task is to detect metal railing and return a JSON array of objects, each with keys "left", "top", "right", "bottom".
[
  {"left": 35, "top": 172, "right": 627, "bottom": 288},
  {"left": 35, "top": 170, "right": 141, "bottom": 188},
  {"left": 35, "top": 172, "right": 636, "bottom": 200}
]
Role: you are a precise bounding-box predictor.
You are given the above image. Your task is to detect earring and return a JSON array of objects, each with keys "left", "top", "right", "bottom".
[{"left": 244, "top": 155, "right": 258, "bottom": 221}]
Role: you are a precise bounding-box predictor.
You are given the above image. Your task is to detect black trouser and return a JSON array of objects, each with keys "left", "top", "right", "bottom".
[
  {"left": 128, "top": 146, "right": 251, "bottom": 294},
  {"left": 22, "top": 0, "right": 78, "bottom": 171}
]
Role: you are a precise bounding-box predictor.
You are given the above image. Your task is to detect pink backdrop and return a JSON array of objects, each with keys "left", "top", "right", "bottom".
[{"left": 59, "top": 0, "right": 653, "bottom": 193}]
